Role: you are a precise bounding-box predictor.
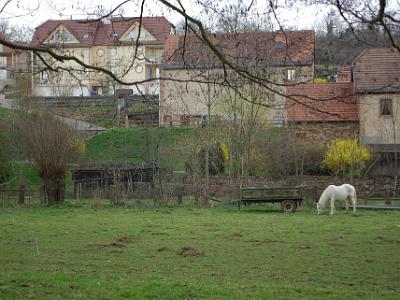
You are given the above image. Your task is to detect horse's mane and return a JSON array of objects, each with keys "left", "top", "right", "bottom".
[{"left": 318, "top": 185, "right": 332, "bottom": 206}]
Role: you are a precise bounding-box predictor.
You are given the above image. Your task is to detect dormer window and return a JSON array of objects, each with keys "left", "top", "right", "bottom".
[
  {"left": 275, "top": 41, "right": 285, "bottom": 49},
  {"left": 111, "top": 32, "right": 119, "bottom": 38},
  {"left": 63, "top": 31, "right": 70, "bottom": 41},
  {"left": 49, "top": 27, "right": 72, "bottom": 43},
  {"left": 129, "top": 26, "right": 146, "bottom": 40},
  {"left": 83, "top": 33, "right": 90, "bottom": 39}
]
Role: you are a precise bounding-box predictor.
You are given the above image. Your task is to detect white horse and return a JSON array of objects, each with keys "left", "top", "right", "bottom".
[{"left": 316, "top": 184, "right": 357, "bottom": 215}]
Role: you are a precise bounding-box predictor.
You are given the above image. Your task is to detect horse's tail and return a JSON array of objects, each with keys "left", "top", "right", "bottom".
[
  {"left": 351, "top": 185, "right": 357, "bottom": 203},
  {"left": 318, "top": 186, "right": 331, "bottom": 204}
]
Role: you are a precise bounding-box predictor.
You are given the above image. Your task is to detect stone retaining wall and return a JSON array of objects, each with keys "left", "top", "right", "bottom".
[{"left": 183, "top": 175, "right": 399, "bottom": 199}]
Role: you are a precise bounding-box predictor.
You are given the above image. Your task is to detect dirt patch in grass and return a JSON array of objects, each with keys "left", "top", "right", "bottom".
[
  {"left": 328, "top": 242, "right": 345, "bottom": 247},
  {"left": 248, "top": 239, "right": 286, "bottom": 245},
  {"left": 115, "top": 235, "right": 135, "bottom": 243},
  {"left": 177, "top": 246, "right": 202, "bottom": 257},
  {"left": 298, "top": 245, "right": 313, "bottom": 250},
  {"left": 90, "top": 235, "right": 135, "bottom": 249},
  {"left": 90, "top": 242, "right": 125, "bottom": 249},
  {"left": 151, "top": 232, "right": 169, "bottom": 236},
  {"left": 227, "top": 232, "right": 243, "bottom": 238},
  {"left": 329, "top": 235, "right": 343, "bottom": 241},
  {"left": 157, "top": 246, "right": 169, "bottom": 252}
]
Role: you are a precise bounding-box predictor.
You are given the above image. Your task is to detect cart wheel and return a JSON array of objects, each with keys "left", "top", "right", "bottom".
[{"left": 281, "top": 200, "right": 297, "bottom": 213}]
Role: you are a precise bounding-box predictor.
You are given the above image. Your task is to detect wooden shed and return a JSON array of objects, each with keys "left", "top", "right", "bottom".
[{"left": 72, "top": 163, "right": 160, "bottom": 198}]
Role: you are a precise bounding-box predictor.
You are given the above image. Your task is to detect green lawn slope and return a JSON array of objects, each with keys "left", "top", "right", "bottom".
[{"left": 82, "top": 127, "right": 198, "bottom": 170}]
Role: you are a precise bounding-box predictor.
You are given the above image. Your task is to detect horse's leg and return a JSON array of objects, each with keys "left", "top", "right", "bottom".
[
  {"left": 330, "top": 198, "right": 336, "bottom": 215},
  {"left": 344, "top": 197, "right": 349, "bottom": 212}
]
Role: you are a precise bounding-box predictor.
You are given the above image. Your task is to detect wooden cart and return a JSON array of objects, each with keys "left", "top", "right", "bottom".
[{"left": 239, "top": 186, "right": 304, "bottom": 212}]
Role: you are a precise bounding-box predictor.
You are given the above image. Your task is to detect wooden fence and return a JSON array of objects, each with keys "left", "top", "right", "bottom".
[{"left": 0, "top": 185, "right": 44, "bottom": 207}]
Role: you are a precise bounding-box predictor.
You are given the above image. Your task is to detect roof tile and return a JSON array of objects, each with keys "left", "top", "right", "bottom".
[
  {"left": 31, "top": 17, "right": 173, "bottom": 47},
  {"left": 286, "top": 83, "right": 358, "bottom": 122},
  {"left": 162, "top": 30, "right": 315, "bottom": 69}
]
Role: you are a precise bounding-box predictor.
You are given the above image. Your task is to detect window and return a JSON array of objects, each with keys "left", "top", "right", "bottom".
[
  {"left": 272, "top": 113, "right": 284, "bottom": 128},
  {"left": 49, "top": 28, "right": 72, "bottom": 43},
  {"left": 147, "top": 66, "right": 157, "bottom": 79},
  {"left": 287, "top": 69, "right": 296, "bottom": 81},
  {"left": 181, "top": 115, "right": 190, "bottom": 126},
  {"left": 63, "top": 30, "right": 70, "bottom": 42},
  {"left": 380, "top": 99, "right": 392, "bottom": 115},
  {"left": 191, "top": 115, "right": 202, "bottom": 126},
  {"left": 164, "top": 115, "right": 172, "bottom": 127},
  {"left": 39, "top": 71, "right": 49, "bottom": 84}
]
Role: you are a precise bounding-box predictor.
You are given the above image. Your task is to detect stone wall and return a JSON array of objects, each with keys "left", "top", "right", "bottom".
[
  {"left": 289, "top": 121, "right": 359, "bottom": 145},
  {"left": 183, "top": 175, "right": 399, "bottom": 199}
]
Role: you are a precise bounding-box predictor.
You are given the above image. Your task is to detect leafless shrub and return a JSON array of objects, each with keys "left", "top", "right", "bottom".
[{"left": 16, "top": 112, "right": 84, "bottom": 204}]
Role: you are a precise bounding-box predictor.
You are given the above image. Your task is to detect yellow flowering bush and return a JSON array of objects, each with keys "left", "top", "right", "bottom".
[
  {"left": 322, "top": 139, "right": 372, "bottom": 175},
  {"left": 72, "top": 137, "right": 86, "bottom": 156}
]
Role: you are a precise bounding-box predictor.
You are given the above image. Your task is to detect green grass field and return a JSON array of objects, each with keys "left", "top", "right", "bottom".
[
  {"left": 82, "top": 127, "right": 198, "bottom": 170},
  {"left": 0, "top": 206, "right": 399, "bottom": 299}
]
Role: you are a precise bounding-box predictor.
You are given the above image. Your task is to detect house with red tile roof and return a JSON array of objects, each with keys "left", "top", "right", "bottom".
[
  {"left": 286, "top": 47, "right": 400, "bottom": 176},
  {"left": 160, "top": 30, "right": 315, "bottom": 127},
  {"left": 286, "top": 82, "right": 359, "bottom": 144},
  {"left": 352, "top": 47, "right": 400, "bottom": 176},
  {"left": 352, "top": 48, "right": 400, "bottom": 145},
  {"left": 30, "top": 17, "right": 174, "bottom": 97}
]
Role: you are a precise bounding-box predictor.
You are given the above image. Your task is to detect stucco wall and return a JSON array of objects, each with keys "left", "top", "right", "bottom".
[
  {"left": 33, "top": 44, "right": 162, "bottom": 97},
  {"left": 160, "top": 65, "right": 314, "bottom": 127},
  {"left": 358, "top": 94, "right": 400, "bottom": 144}
]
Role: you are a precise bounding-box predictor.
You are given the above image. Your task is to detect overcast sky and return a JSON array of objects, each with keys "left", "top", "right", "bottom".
[{"left": 1, "top": 0, "right": 327, "bottom": 30}]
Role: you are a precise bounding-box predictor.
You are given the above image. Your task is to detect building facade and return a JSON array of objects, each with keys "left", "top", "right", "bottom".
[
  {"left": 30, "top": 17, "right": 174, "bottom": 97},
  {"left": 352, "top": 48, "right": 400, "bottom": 176},
  {"left": 160, "top": 31, "right": 315, "bottom": 127}
]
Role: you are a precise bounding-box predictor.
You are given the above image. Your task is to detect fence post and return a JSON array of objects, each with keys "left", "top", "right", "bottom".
[
  {"left": 18, "top": 185, "right": 25, "bottom": 205},
  {"left": 384, "top": 189, "right": 391, "bottom": 205}
]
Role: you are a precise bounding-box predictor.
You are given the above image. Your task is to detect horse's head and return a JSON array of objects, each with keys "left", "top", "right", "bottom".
[{"left": 316, "top": 202, "right": 323, "bottom": 215}]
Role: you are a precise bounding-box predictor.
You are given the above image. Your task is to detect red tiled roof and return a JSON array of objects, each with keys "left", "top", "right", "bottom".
[
  {"left": 162, "top": 30, "right": 315, "bottom": 69},
  {"left": 353, "top": 48, "right": 400, "bottom": 93},
  {"left": 31, "top": 17, "right": 173, "bottom": 47},
  {"left": 286, "top": 83, "right": 358, "bottom": 122}
]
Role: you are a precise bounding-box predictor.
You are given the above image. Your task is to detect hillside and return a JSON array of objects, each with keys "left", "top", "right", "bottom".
[{"left": 82, "top": 127, "right": 199, "bottom": 170}]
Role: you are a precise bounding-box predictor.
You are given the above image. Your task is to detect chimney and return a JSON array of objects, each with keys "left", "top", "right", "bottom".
[{"left": 336, "top": 66, "right": 352, "bottom": 83}]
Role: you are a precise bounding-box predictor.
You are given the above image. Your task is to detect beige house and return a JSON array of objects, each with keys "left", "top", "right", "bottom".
[
  {"left": 352, "top": 48, "right": 400, "bottom": 176},
  {"left": 353, "top": 48, "right": 400, "bottom": 145},
  {"left": 160, "top": 31, "right": 315, "bottom": 127},
  {"left": 30, "top": 17, "right": 174, "bottom": 97}
]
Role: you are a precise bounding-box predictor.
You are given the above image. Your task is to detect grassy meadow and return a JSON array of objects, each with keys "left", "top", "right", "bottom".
[
  {"left": 82, "top": 127, "right": 198, "bottom": 169},
  {"left": 0, "top": 206, "right": 399, "bottom": 299}
]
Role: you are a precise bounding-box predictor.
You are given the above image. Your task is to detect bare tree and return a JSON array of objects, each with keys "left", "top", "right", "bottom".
[{"left": 17, "top": 112, "right": 84, "bottom": 204}]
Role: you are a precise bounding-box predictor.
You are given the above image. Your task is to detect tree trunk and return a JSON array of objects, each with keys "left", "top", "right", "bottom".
[{"left": 44, "top": 176, "right": 66, "bottom": 204}]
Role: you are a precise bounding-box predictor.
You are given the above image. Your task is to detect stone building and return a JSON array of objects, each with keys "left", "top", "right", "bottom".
[
  {"left": 286, "top": 81, "right": 358, "bottom": 144},
  {"left": 160, "top": 30, "right": 315, "bottom": 127}
]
